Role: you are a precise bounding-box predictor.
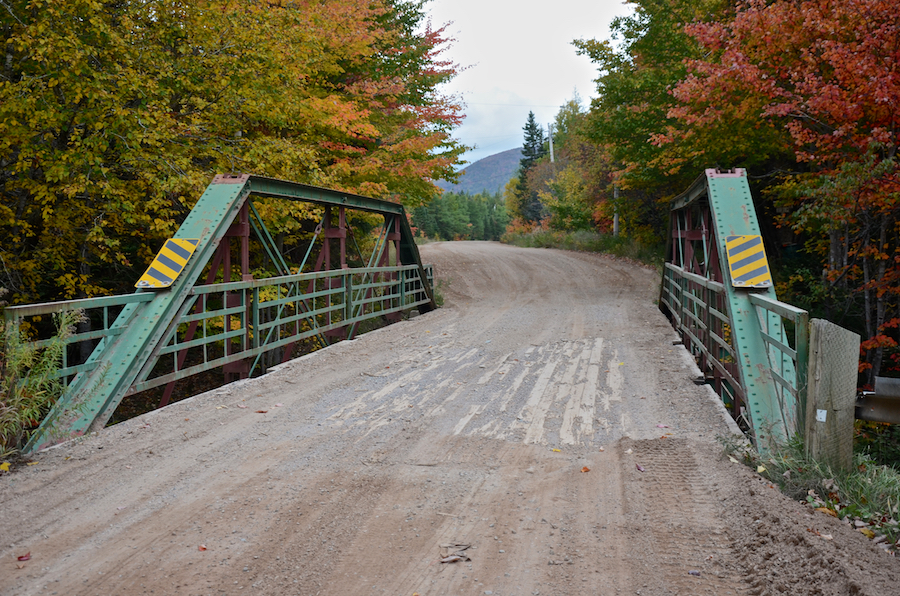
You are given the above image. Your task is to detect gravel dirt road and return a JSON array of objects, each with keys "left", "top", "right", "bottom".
[{"left": 2, "top": 241, "right": 898, "bottom": 596}]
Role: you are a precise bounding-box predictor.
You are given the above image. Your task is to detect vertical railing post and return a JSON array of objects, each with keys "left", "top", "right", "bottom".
[
  {"left": 677, "top": 273, "right": 684, "bottom": 332},
  {"left": 251, "top": 287, "right": 260, "bottom": 350},
  {"left": 345, "top": 272, "right": 353, "bottom": 323},
  {"left": 400, "top": 268, "right": 406, "bottom": 307}
]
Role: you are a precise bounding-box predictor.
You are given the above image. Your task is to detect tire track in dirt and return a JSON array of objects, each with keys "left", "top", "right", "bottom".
[{"left": 619, "top": 438, "right": 750, "bottom": 595}]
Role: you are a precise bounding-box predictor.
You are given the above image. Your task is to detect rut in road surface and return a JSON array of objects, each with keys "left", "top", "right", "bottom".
[{"left": 2, "top": 241, "right": 898, "bottom": 596}]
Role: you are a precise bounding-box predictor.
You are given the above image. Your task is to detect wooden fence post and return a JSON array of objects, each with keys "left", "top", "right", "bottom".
[{"left": 805, "top": 319, "right": 860, "bottom": 470}]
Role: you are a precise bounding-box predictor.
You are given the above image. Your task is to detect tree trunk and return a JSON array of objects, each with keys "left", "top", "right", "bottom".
[
  {"left": 870, "top": 216, "right": 889, "bottom": 380},
  {"left": 77, "top": 245, "right": 93, "bottom": 364}
]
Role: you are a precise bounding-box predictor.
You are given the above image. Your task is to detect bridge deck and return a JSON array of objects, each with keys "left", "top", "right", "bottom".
[{"left": 3, "top": 242, "right": 896, "bottom": 595}]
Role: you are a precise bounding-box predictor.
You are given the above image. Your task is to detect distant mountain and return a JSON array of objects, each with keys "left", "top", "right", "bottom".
[{"left": 436, "top": 147, "right": 522, "bottom": 195}]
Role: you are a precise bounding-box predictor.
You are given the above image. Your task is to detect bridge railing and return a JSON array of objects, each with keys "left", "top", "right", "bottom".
[
  {"left": 662, "top": 262, "right": 810, "bottom": 436},
  {"left": 662, "top": 263, "right": 744, "bottom": 416},
  {"left": 749, "top": 293, "right": 809, "bottom": 434},
  {"left": 2, "top": 293, "right": 156, "bottom": 387},
  {"left": 4, "top": 264, "right": 432, "bottom": 397}
]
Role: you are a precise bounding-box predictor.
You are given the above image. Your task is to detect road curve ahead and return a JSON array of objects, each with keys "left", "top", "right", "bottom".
[{"left": 2, "top": 242, "right": 897, "bottom": 596}]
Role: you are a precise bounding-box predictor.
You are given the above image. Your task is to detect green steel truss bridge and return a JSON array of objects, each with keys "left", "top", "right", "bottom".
[
  {"left": 659, "top": 169, "right": 808, "bottom": 449},
  {"left": 6, "top": 169, "right": 857, "bottom": 455},
  {"left": 5, "top": 175, "right": 435, "bottom": 453}
]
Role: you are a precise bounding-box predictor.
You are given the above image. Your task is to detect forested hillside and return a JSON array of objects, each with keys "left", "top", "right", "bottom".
[
  {"left": 0, "top": 0, "right": 464, "bottom": 304},
  {"left": 435, "top": 147, "right": 521, "bottom": 195},
  {"left": 506, "top": 0, "right": 900, "bottom": 381},
  {"left": 411, "top": 191, "right": 507, "bottom": 241}
]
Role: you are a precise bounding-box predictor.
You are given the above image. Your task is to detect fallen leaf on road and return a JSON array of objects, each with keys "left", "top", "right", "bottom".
[
  {"left": 757, "top": 465, "right": 767, "bottom": 474},
  {"left": 26, "top": 462, "right": 38, "bottom": 466},
  {"left": 636, "top": 464, "right": 645, "bottom": 472},
  {"left": 16, "top": 563, "right": 25, "bottom": 569},
  {"left": 216, "top": 405, "right": 228, "bottom": 410},
  {"left": 274, "top": 403, "right": 283, "bottom": 407},
  {"left": 256, "top": 410, "right": 268, "bottom": 414},
  {"left": 859, "top": 528, "right": 875, "bottom": 539},
  {"left": 551, "top": 448, "right": 561, "bottom": 452},
  {"left": 821, "top": 534, "right": 834, "bottom": 540},
  {"left": 657, "top": 424, "right": 669, "bottom": 428},
  {"left": 237, "top": 405, "right": 248, "bottom": 409},
  {"left": 17, "top": 553, "right": 30, "bottom": 562},
  {"left": 815, "top": 507, "right": 838, "bottom": 518},
  {"left": 198, "top": 545, "right": 207, "bottom": 551},
  {"left": 624, "top": 449, "right": 633, "bottom": 455},
  {"left": 581, "top": 466, "right": 590, "bottom": 473},
  {"left": 0, "top": 462, "right": 10, "bottom": 472},
  {"left": 598, "top": 447, "right": 605, "bottom": 452},
  {"left": 728, "top": 456, "right": 739, "bottom": 464}
]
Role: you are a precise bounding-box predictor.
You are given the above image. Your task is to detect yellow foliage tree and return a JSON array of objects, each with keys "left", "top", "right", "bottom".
[{"left": 0, "top": 0, "right": 465, "bottom": 302}]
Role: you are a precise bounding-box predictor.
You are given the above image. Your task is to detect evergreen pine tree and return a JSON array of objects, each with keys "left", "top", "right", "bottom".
[
  {"left": 519, "top": 111, "right": 547, "bottom": 172},
  {"left": 513, "top": 111, "right": 548, "bottom": 222}
]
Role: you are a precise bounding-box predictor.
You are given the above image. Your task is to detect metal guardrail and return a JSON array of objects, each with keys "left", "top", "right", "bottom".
[
  {"left": 858, "top": 377, "right": 900, "bottom": 424},
  {"left": 661, "top": 169, "right": 814, "bottom": 445},
  {"left": 662, "top": 170, "right": 880, "bottom": 460},
  {"left": 134, "top": 264, "right": 433, "bottom": 393}
]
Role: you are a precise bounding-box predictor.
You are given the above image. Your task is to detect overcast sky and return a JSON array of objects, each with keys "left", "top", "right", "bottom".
[{"left": 426, "top": 0, "right": 633, "bottom": 165}]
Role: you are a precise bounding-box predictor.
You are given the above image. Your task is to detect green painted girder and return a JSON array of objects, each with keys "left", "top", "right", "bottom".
[
  {"left": 676, "top": 169, "right": 797, "bottom": 446},
  {"left": 245, "top": 176, "right": 434, "bottom": 311},
  {"left": 24, "top": 174, "right": 435, "bottom": 453}
]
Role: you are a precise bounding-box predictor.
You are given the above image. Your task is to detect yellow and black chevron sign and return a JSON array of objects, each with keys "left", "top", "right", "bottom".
[
  {"left": 725, "top": 235, "right": 772, "bottom": 288},
  {"left": 135, "top": 239, "right": 200, "bottom": 289}
]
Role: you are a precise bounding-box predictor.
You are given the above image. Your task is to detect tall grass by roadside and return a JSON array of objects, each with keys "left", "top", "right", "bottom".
[
  {"left": 0, "top": 308, "right": 82, "bottom": 458},
  {"left": 501, "top": 229, "right": 664, "bottom": 268},
  {"left": 723, "top": 434, "right": 900, "bottom": 549}
]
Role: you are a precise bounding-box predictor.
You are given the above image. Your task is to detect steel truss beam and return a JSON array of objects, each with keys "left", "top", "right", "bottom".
[
  {"left": 7, "top": 175, "right": 435, "bottom": 453},
  {"left": 660, "top": 169, "right": 808, "bottom": 447}
]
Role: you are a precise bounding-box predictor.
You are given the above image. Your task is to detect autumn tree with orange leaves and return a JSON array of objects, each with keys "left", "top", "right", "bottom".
[
  {"left": 0, "top": 0, "right": 464, "bottom": 303},
  {"left": 666, "top": 0, "right": 900, "bottom": 380}
]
